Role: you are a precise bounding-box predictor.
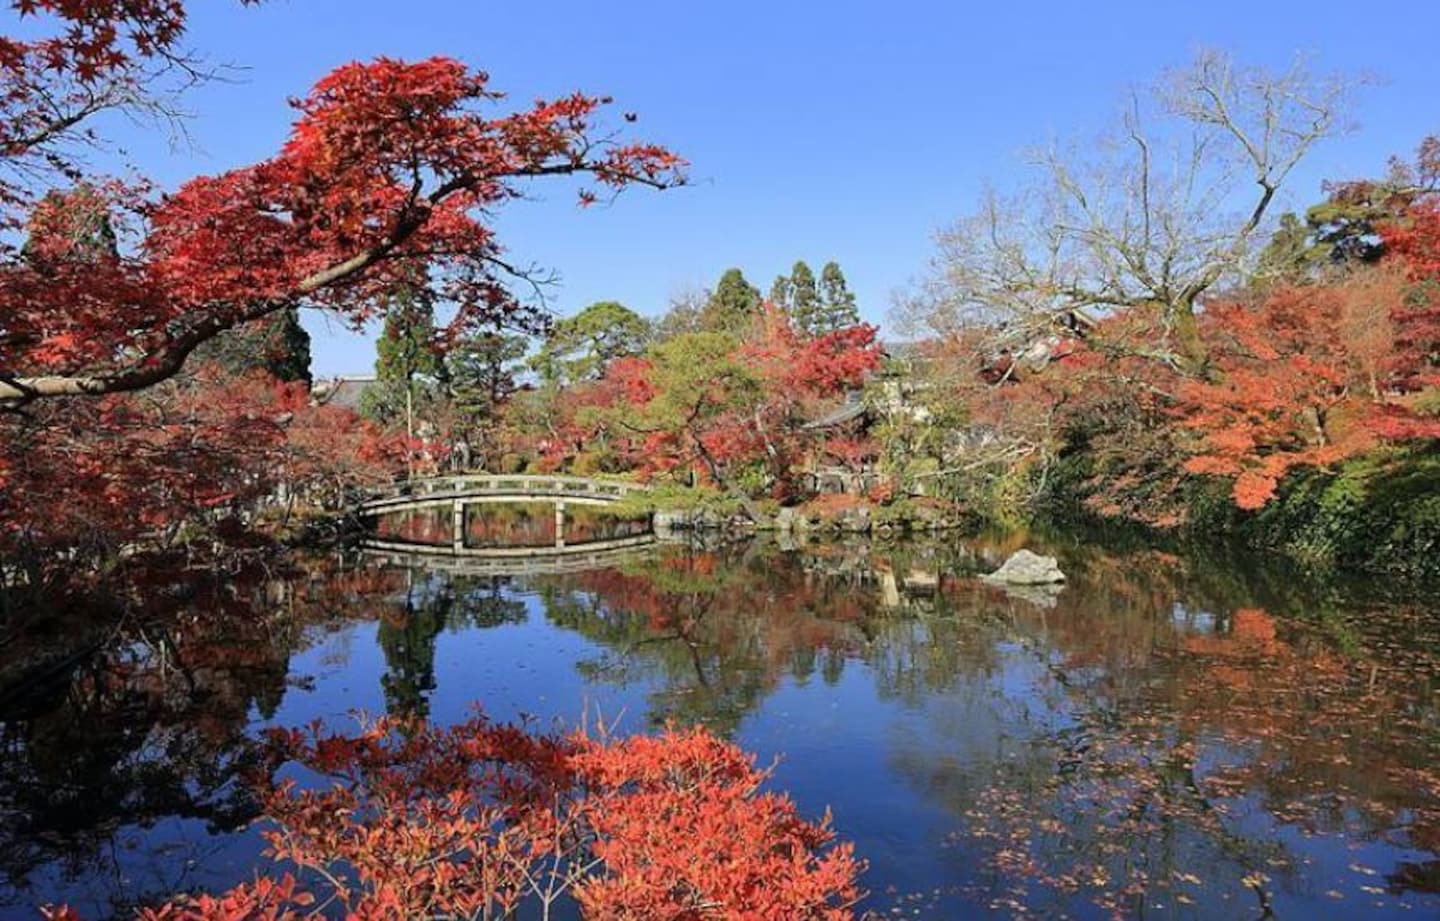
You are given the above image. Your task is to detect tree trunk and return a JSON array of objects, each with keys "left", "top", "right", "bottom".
[
  {"left": 691, "top": 435, "right": 766, "bottom": 522},
  {"left": 1169, "top": 300, "right": 1209, "bottom": 377}
]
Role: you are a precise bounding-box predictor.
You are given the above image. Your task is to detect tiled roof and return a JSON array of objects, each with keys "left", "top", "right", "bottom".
[
  {"left": 312, "top": 375, "right": 376, "bottom": 411},
  {"left": 802, "top": 400, "right": 868, "bottom": 431}
]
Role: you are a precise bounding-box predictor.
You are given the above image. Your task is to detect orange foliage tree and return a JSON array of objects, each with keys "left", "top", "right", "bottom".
[
  {"left": 1178, "top": 286, "right": 1381, "bottom": 508},
  {"left": 1377, "top": 198, "right": 1440, "bottom": 439}
]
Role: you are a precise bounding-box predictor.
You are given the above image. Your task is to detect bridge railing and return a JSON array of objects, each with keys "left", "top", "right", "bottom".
[{"left": 360, "top": 474, "right": 649, "bottom": 507}]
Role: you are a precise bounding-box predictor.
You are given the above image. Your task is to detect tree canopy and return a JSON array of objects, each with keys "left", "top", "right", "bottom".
[
  {"left": 0, "top": 10, "right": 685, "bottom": 404},
  {"left": 533, "top": 300, "right": 650, "bottom": 386},
  {"left": 700, "top": 268, "right": 762, "bottom": 334}
]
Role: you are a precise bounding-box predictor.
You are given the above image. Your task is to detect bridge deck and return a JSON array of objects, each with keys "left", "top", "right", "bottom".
[{"left": 358, "top": 474, "right": 649, "bottom": 516}]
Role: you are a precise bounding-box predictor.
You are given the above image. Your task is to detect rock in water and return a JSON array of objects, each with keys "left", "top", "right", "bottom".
[{"left": 982, "top": 549, "right": 1065, "bottom": 585}]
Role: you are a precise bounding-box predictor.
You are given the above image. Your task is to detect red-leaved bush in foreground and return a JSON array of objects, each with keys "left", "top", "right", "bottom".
[{"left": 42, "top": 714, "right": 862, "bottom": 920}]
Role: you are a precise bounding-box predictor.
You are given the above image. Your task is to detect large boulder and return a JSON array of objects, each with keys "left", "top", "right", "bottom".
[{"left": 982, "top": 549, "right": 1065, "bottom": 585}]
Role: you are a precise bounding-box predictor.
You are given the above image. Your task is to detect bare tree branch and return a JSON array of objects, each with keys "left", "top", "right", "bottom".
[{"left": 898, "top": 50, "right": 1358, "bottom": 375}]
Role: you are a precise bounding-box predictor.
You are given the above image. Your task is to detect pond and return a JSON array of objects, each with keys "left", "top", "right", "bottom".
[{"left": 2, "top": 514, "right": 1438, "bottom": 918}]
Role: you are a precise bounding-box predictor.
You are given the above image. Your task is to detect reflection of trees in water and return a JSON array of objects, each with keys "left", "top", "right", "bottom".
[
  {"left": 529, "top": 538, "right": 1038, "bottom": 734},
  {"left": 373, "top": 507, "right": 453, "bottom": 544},
  {"left": 531, "top": 546, "right": 881, "bottom": 734},
  {"left": 374, "top": 504, "right": 652, "bottom": 550},
  {"left": 0, "top": 554, "right": 539, "bottom": 913},
  {"left": 466, "top": 502, "right": 556, "bottom": 547},
  {"left": 6, "top": 533, "right": 1435, "bottom": 917},
  {"left": 527, "top": 535, "right": 1440, "bottom": 915},
  {"left": 376, "top": 572, "right": 527, "bottom": 720},
  {"left": 907, "top": 546, "right": 1440, "bottom": 915},
  {"left": 0, "top": 555, "right": 401, "bottom": 915},
  {"left": 563, "top": 506, "right": 652, "bottom": 544}
]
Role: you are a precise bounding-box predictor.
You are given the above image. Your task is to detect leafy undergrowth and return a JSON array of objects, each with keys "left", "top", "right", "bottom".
[
  {"left": 1186, "top": 448, "right": 1440, "bottom": 580},
  {"left": 612, "top": 483, "right": 748, "bottom": 519}
]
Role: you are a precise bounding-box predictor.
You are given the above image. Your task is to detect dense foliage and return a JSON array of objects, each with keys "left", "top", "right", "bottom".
[
  {"left": 509, "top": 303, "right": 881, "bottom": 502},
  {"left": 0, "top": 0, "right": 682, "bottom": 575},
  {"left": 40, "top": 713, "right": 862, "bottom": 920},
  {"left": 896, "top": 123, "right": 1440, "bottom": 572}
]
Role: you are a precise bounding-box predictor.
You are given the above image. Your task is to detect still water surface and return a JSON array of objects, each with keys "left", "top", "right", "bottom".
[{"left": 3, "top": 515, "right": 1438, "bottom": 918}]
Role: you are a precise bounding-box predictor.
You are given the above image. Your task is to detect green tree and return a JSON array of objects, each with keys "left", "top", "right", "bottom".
[
  {"left": 448, "top": 331, "right": 528, "bottom": 424},
  {"left": 817, "top": 261, "right": 860, "bottom": 332},
  {"left": 1254, "top": 211, "right": 1319, "bottom": 284},
  {"left": 1254, "top": 173, "right": 1431, "bottom": 286},
  {"left": 376, "top": 286, "right": 444, "bottom": 384},
  {"left": 533, "top": 300, "right": 649, "bottom": 386},
  {"left": 700, "top": 268, "right": 761, "bottom": 334},
  {"left": 195, "top": 309, "right": 313, "bottom": 383},
  {"left": 1256, "top": 198, "right": 1393, "bottom": 286},
  {"left": 1304, "top": 189, "right": 1399, "bottom": 266},
  {"left": 361, "top": 285, "right": 445, "bottom": 425},
  {"left": 378, "top": 597, "right": 445, "bottom": 720},
  {"left": 772, "top": 261, "right": 859, "bottom": 336},
  {"left": 786, "top": 261, "right": 820, "bottom": 334},
  {"left": 768, "top": 274, "right": 793, "bottom": 309},
  {"left": 598, "top": 331, "right": 762, "bottom": 505}
]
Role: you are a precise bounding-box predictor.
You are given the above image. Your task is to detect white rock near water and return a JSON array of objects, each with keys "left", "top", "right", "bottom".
[{"left": 982, "top": 549, "right": 1066, "bottom": 585}]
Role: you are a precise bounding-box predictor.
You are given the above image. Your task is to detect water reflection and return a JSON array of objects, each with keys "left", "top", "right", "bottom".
[
  {"left": 372, "top": 504, "right": 653, "bottom": 550},
  {"left": 0, "top": 557, "right": 405, "bottom": 915},
  {"left": 516, "top": 538, "right": 1440, "bottom": 916},
  {"left": 1, "top": 534, "right": 1437, "bottom": 918},
  {"left": 377, "top": 572, "right": 526, "bottom": 719}
]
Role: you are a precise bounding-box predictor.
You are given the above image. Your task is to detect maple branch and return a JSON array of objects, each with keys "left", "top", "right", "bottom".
[{"left": 0, "top": 148, "right": 679, "bottom": 404}]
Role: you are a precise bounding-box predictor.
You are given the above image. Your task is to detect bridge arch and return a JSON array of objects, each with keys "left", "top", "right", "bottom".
[{"left": 358, "top": 475, "right": 651, "bottom": 553}]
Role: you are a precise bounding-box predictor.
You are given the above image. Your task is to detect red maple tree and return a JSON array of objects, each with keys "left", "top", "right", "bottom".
[
  {"left": 1376, "top": 197, "right": 1440, "bottom": 439},
  {"left": 42, "top": 714, "right": 864, "bottom": 920},
  {"left": 1, "top": 1, "right": 683, "bottom": 564}
]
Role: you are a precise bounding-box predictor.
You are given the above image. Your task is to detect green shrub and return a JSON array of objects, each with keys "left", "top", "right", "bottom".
[{"left": 1184, "top": 448, "right": 1440, "bottom": 580}]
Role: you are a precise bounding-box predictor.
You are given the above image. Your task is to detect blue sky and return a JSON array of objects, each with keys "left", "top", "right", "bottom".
[{"left": 104, "top": 1, "right": 1440, "bottom": 375}]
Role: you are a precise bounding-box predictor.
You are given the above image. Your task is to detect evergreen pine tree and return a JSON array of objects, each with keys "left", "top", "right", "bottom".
[
  {"left": 448, "top": 331, "right": 528, "bottom": 422},
  {"left": 375, "top": 286, "right": 443, "bottom": 383},
  {"left": 769, "top": 274, "right": 793, "bottom": 310},
  {"left": 196, "top": 309, "right": 313, "bottom": 383},
  {"left": 787, "top": 261, "right": 821, "bottom": 334},
  {"left": 817, "top": 261, "right": 860, "bottom": 332},
  {"left": 533, "top": 300, "right": 649, "bottom": 385},
  {"left": 701, "top": 268, "right": 762, "bottom": 334},
  {"left": 362, "top": 285, "right": 444, "bottom": 424}
]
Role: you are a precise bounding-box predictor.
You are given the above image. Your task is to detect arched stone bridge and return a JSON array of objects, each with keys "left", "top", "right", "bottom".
[{"left": 357, "top": 474, "right": 651, "bottom": 553}]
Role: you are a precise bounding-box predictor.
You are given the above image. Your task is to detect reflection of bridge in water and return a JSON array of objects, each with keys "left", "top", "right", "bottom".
[
  {"left": 361, "top": 536, "right": 657, "bottom": 576},
  {"left": 358, "top": 474, "right": 652, "bottom": 554}
]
